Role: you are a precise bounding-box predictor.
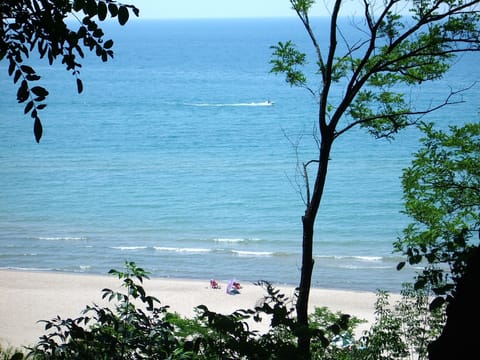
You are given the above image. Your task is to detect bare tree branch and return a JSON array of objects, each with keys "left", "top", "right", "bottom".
[{"left": 335, "top": 84, "right": 476, "bottom": 138}]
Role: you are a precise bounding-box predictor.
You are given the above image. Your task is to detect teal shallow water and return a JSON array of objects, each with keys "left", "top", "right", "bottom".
[{"left": 0, "top": 18, "right": 478, "bottom": 292}]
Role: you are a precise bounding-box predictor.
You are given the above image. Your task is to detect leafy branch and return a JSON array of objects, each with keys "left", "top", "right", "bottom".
[{"left": 1, "top": 0, "right": 139, "bottom": 142}]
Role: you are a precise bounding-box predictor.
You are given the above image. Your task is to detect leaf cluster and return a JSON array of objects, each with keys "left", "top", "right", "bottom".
[
  {"left": 350, "top": 285, "right": 445, "bottom": 360},
  {"left": 172, "top": 280, "right": 358, "bottom": 359},
  {"left": 28, "top": 261, "right": 188, "bottom": 359},
  {"left": 0, "top": 344, "right": 26, "bottom": 360},
  {"left": 270, "top": 0, "right": 480, "bottom": 140},
  {"left": 395, "top": 122, "right": 480, "bottom": 309},
  {"left": 270, "top": 40, "right": 307, "bottom": 88},
  {"left": 1, "top": 0, "right": 139, "bottom": 142}
]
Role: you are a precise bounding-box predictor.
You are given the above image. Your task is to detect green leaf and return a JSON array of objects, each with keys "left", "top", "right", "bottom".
[
  {"left": 77, "top": 25, "right": 87, "bottom": 38},
  {"left": 24, "top": 101, "right": 34, "bottom": 114},
  {"left": 93, "top": 28, "right": 104, "bottom": 38},
  {"left": 26, "top": 74, "right": 41, "bottom": 81},
  {"left": 14, "top": 69, "right": 22, "bottom": 83},
  {"left": 132, "top": 6, "right": 140, "bottom": 17},
  {"left": 270, "top": 40, "right": 307, "bottom": 87},
  {"left": 17, "top": 80, "right": 29, "bottom": 103},
  {"left": 8, "top": 60, "right": 15, "bottom": 76},
  {"left": 108, "top": 3, "right": 118, "bottom": 17},
  {"left": 85, "top": 0, "right": 98, "bottom": 17},
  {"left": 73, "top": 0, "right": 85, "bottom": 12},
  {"left": 291, "top": 0, "right": 315, "bottom": 13},
  {"left": 20, "top": 65, "right": 35, "bottom": 74},
  {"left": 10, "top": 352, "right": 25, "bottom": 360},
  {"left": 104, "top": 39, "right": 114, "bottom": 49},
  {"left": 76, "top": 78, "right": 83, "bottom": 93},
  {"left": 328, "top": 323, "right": 341, "bottom": 335},
  {"left": 118, "top": 6, "right": 129, "bottom": 25},
  {"left": 31, "top": 86, "right": 49, "bottom": 97},
  {"left": 34, "top": 116, "right": 43, "bottom": 143},
  {"left": 429, "top": 296, "right": 445, "bottom": 311},
  {"left": 97, "top": 1, "right": 107, "bottom": 21}
]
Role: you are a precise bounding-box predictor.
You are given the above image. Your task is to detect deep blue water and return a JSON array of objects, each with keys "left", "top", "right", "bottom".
[{"left": 1, "top": 18, "right": 478, "bottom": 292}]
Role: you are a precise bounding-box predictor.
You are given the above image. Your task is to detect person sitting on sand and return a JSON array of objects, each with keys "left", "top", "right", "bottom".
[
  {"left": 226, "top": 279, "right": 241, "bottom": 295},
  {"left": 210, "top": 279, "right": 220, "bottom": 289}
]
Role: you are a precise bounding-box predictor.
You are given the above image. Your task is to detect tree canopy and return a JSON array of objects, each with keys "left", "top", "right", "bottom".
[
  {"left": 395, "top": 122, "right": 480, "bottom": 307},
  {"left": 271, "top": 0, "right": 480, "bottom": 357},
  {"left": 1, "top": 0, "right": 138, "bottom": 142}
]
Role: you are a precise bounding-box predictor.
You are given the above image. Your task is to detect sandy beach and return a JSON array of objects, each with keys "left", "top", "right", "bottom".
[{"left": 0, "top": 270, "right": 388, "bottom": 349}]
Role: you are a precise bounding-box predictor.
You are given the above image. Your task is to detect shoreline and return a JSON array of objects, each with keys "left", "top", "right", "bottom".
[{"left": 0, "top": 269, "right": 397, "bottom": 349}]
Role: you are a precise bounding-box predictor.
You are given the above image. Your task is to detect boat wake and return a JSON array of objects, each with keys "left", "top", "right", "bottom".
[{"left": 185, "top": 101, "right": 274, "bottom": 107}]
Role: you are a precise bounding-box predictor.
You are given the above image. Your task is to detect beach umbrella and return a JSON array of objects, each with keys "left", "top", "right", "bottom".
[{"left": 227, "top": 279, "right": 237, "bottom": 294}]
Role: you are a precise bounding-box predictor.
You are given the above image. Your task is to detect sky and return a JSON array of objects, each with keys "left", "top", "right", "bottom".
[{"left": 131, "top": 0, "right": 349, "bottom": 19}]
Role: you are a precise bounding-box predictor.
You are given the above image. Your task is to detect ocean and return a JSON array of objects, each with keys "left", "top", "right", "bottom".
[{"left": 1, "top": 18, "right": 478, "bottom": 293}]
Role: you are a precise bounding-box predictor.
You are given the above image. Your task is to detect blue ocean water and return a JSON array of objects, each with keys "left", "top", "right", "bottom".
[{"left": 1, "top": 18, "right": 478, "bottom": 292}]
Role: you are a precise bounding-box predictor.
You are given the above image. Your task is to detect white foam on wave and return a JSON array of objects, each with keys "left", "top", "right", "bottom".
[
  {"left": 315, "top": 255, "right": 383, "bottom": 261},
  {"left": 213, "top": 237, "right": 261, "bottom": 243},
  {"left": 112, "top": 246, "right": 148, "bottom": 251},
  {"left": 232, "top": 250, "right": 273, "bottom": 257},
  {"left": 36, "top": 236, "right": 87, "bottom": 241},
  {"left": 356, "top": 256, "right": 383, "bottom": 262},
  {"left": 340, "top": 264, "right": 391, "bottom": 269},
  {"left": 214, "top": 238, "right": 245, "bottom": 243},
  {"left": 0, "top": 266, "right": 52, "bottom": 271},
  {"left": 153, "top": 246, "right": 211, "bottom": 253}
]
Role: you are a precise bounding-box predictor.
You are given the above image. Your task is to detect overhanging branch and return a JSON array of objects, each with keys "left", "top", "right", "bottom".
[{"left": 335, "top": 83, "right": 476, "bottom": 138}]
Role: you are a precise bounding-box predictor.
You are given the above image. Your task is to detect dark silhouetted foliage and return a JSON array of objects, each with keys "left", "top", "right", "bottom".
[{"left": 1, "top": 0, "right": 138, "bottom": 142}]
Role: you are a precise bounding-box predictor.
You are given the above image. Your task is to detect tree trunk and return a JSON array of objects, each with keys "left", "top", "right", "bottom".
[
  {"left": 296, "top": 135, "right": 333, "bottom": 359},
  {"left": 428, "top": 244, "right": 480, "bottom": 359},
  {"left": 296, "top": 214, "right": 315, "bottom": 359}
]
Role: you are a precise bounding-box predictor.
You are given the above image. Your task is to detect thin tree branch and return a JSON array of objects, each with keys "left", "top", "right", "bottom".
[{"left": 335, "top": 84, "right": 475, "bottom": 138}]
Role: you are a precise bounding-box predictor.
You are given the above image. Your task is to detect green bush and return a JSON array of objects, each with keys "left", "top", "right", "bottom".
[
  {"left": 165, "top": 281, "right": 359, "bottom": 359},
  {"left": 29, "top": 262, "right": 193, "bottom": 359},
  {"left": 0, "top": 344, "right": 26, "bottom": 360},
  {"left": 344, "top": 285, "right": 446, "bottom": 360}
]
